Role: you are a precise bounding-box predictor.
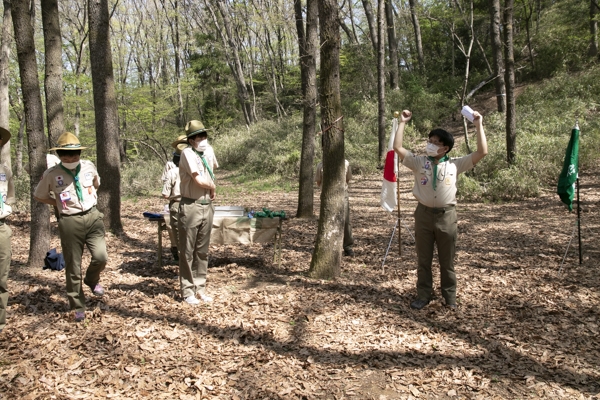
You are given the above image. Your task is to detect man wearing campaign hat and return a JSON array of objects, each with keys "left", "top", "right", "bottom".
[
  {"left": 177, "top": 120, "right": 217, "bottom": 305},
  {"left": 161, "top": 135, "right": 187, "bottom": 262},
  {"left": 34, "top": 132, "right": 108, "bottom": 322},
  {"left": 0, "top": 127, "right": 15, "bottom": 333}
]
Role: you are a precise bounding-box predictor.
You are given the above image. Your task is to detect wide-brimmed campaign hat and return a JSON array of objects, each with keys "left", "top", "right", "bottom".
[
  {"left": 184, "top": 120, "right": 209, "bottom": 138},
  {"left": 49, "top": 132, "right": 87, "bottom": 151},
  {"left": 0, "top": 127, "right": 10, "bottom": 146},
  {"left": 171, "top": 134, "right": 188, "bottom": 154}
]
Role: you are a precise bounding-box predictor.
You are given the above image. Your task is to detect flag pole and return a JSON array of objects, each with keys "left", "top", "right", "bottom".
[
  {"left": 394, "top": 111, "right": 402, "bottom": 256},
  {"left": 576, "top": 176, "right": 582, "bottom": 264}
]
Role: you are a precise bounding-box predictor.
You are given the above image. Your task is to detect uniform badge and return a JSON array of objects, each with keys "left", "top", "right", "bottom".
[
  {"left": 445, "top": 177, "right": 452, "bottom": 186},
  {"left": 420, "top": 176, "right": 428, "bottom": 185},
  {"left": 0, "top": 173, "right": 6, "bottom": 181},
  {"left": 55, "top": 175, "right": 64, "bottom": 186},
  {"left": 424, "top": 160, "right": 431, "bottom": 170}
]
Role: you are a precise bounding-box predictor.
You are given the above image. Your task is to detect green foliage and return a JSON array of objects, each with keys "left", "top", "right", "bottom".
[{"left": 120, "top": 160, "right": 164, "bottom": 199}]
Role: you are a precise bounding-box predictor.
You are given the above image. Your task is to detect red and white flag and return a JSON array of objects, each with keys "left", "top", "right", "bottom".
[{"left": 380, "top": 117, "right": 398, "bottom": 212}]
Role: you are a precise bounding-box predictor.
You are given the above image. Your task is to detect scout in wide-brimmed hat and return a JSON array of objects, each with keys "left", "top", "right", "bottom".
[
  {"left": 171, "top": 134, "right": 188, "bottom": 154},
  {"left": 0, "top": 127, "right": 10, "bottom": 147},
  {"left": 49, "top": 132, "right": 87, "bottom": 151},
  {"left": 184, "top": 120, "right": 208, "bottom": 140}
]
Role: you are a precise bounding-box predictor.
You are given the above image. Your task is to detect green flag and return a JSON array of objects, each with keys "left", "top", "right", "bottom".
[{"left": 557, "top": 125, "right": 579, "bottom": 211}]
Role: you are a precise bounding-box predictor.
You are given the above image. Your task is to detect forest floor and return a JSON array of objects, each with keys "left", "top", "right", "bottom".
[{"left": 1, "top": 164, "right": 599, "bottom": 399}]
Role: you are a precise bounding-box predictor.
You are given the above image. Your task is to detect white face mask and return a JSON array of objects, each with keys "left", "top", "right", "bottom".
[
  {"left": 194, "top": 138, "right": 208, "bottom": 152},
  {"left": 426, "top": 143, "right": 441, "bottom": 157},
  {"left": 61, "top": 161, "right": 80, "bottom": 169}
]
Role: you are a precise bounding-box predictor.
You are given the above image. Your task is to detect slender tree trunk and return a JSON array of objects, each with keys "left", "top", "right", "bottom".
[
  {"left": 504, "top": 0, "right": 517, "bottom": 164},
  {"left": 309, "top": 0, "right": 344, "bottom": 280},
  {"left": 408, "top": 0, "right": 424, "bottom": 73},
  {"left": 522, "top": 0, "right": 536, "bottom": 72},
  {"left": 362, "top": 0, "right": 378, "bottom": 54},
  {"left": 490, "top": 0, "right": 506, "bottom": 112},
  {"left": 89, "top": 0, "right": 122, "bottom": 232},
  {"left": 41, "top": 0, "right": 64, "bottom": 146},
  {"left": 295, "top": 0, "right": 317, "bottom": 219},
  {"left": 0, "top": 1, "right": 11, "bottom": 165},
  {"left": 377, "top": 0, "right": 386, "bottom": 163},
  {"left": 590, "top": 0, "right": 599, "bottom": 57},
  {"left": 385, "top": 0, "right": 399, "bottom": 90},
  {"left": 12, "top": 0, "right": 51, "bottom": 268}
]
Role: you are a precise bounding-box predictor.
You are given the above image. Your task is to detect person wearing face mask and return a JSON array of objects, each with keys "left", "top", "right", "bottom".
[
  {"left": 0, "top": 127, "right": 15, "bottom": 333},
  {"left": 34, "top": 132, "right": 108, "bottom": 323},
  {"left": 174, "top": 120, "right": 217, "bottom": 305},
  {"left": 393, "top": 109, "right": 487, "bottom": 310}
]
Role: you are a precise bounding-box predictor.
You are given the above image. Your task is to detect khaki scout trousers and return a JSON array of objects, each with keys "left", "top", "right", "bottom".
[
  {"left": 0, "top": 222, "right": 11, "bottom": 330},
  {"left": 178, "top": 198, "right": 214, "bottom": 299},
  {"left": 414, "top": 203, "right": 457, "bottom": 305},
  {"left": 167, "top": 200, "right": 180, "bottom": 249},
  {"left": 58, "top": 208, "right": 108, "bottom": 312}
]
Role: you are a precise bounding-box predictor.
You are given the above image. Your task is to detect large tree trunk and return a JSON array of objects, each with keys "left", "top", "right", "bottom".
[
  {"left": 385, "top": 0, "right": 399, "bottom": 90},
  {"left": 11, "top": 0, "right": 51, "bottom": 268},
  {"left": 504, "top": 0, "right": 517, "bottom": 164},
  {"left": 309, "top": 0, "right": 344, "bottom": 280},
  {"left": 0, "top": 1, "right": 11, "bottom": 165},
  {"left": 490, "top": 0, "right": 506, "bottom": 112},
  {"left": 362, "top": 0, "right": 378, "bottom": 54},
  {"left": 408, "top": 0, "right": 424, "bottom": 73},
  {"left": 41, "top": 0, "right": 64, "bottom": 146},
  {"left": 377, "top": 0, "right": 386, "bottom": 163},
  {"left": 88, "top": 0, "right": 122, "bottom": 232},
  {"left": 294, "top": 0, "right": 317, "bottom": 219}
]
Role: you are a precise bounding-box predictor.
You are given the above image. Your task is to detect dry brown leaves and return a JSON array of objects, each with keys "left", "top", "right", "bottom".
[{"left": 1, "top": 170, "right": 599, "bottom": 399}]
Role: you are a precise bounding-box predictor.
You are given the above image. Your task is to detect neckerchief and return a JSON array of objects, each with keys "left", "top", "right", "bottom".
[
  {"left": 193, "top": 149, "right": 215, "bottom": 182},
  {"left": 60, "top": 163, "right": 84, "bottom": 201},
  {"left": 427, "top": 155, "right": 449, "bottom": 191}
]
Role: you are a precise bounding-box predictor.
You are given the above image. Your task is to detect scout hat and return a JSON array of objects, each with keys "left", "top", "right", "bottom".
[
  {"left": 0, "top": 127, "right": 10, "bottom": 146},
  {"left": 184, "top": 120, "right": 208, "bottom": 139},
  {"left": 171, "top": 134, "right": 188, "bottom": 154},
  {"left": 49, "top": 132, "right": 87, "bottom": 151}
]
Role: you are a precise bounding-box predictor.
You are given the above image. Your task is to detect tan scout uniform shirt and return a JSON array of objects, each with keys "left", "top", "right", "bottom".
[
  {"left": 179, "top": 147, "right": 215, "bottom": 200},
  {"left": 0, "top": 163, "right": 15, "bottom": 219},
  {"left": 162, "top": 167, "right": 181, "bottom": 201},
  {"left": 34, "top": 160, "right": 100, "bottom": 215},
  {"left": 402, "top": 151, "right": 473, "bottom": 208}
]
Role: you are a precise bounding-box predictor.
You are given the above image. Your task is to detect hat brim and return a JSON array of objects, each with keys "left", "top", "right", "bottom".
[
  {"left": 171, "top": 138, "right": 188, "bottom": 150},
  {"left": 48, "top": 145, "right": 88, "bottom": 151},
  {"left": 0, "top": 127, "right": 10, "bottom": 144}
]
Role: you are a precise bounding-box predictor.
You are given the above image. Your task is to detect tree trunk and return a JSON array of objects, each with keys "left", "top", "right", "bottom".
[
  {"left": 0, "top": 1, "right": 11, "bottom": 165},
  {"left": 362, "top": 0, "right": 378, "bottom": 54},
  {"left": 385, "top": 0, "right": 399, "bottom": 90},
  {"left": 490, "top": 0, "right": 506, "bottom": 112},
  {"left": 408, "top": 0, "right": 424, "bottom": 73},
  {"left": 41, "top": 0, "right": 64, "bottom": 146},
  {"left": 309, "top": 0, "right": 344, "bottom": 280},
  {"left": 88, "top": 0, "right": 123, "bottom": 232},
  {"left": 377, "top": 0, "right": 386, "bottom": 163},
  {"left": 294, "top": 0, "right": 317, "bottom": 219},
  {"left": 11, "top": 0, "right": 51, "bottom": 268},
  {"left": 590, "top": 0, "right": 599, "bottom": 57},
  {"left": 504, "top": 0, "right": 517, "bottom": 165}
]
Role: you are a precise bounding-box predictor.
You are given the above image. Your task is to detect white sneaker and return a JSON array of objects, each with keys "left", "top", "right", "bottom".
[
  {"left": 184, "top": 295, "right": 200, "bottom": 305},
  {"left": 199, "top": 293, "right": 213, "bottom": 303}
]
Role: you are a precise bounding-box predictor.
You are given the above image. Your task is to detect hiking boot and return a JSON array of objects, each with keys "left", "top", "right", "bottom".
[
  {"left": 74, "top": 311, "right": 86, "bottom": 322},
  {"left": 445, "top": 303, "right": 457, "bottom": 310},
  {"left": 410, "top": 298, "right": 430, "bottom": 310},
  {"left": 184, "top": 295, "right": 200, "bottom": 305},
  {"left": 343, "top": 248, "right": 355, "bottom": 257}
]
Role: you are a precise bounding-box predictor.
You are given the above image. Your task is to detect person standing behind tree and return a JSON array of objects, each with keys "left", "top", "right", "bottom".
[
  {"left": 316, "top": 159, "right": 354, "bottom": 256},
  {"left": 33, "top": 132, "right": 108, "bottom": 322},
  {"left": 393, "top": 109, "right": 487, "bottom": 310},
  {"left": 176, "top": 120, "right": 216, "bottom": 305},
  {"left": 0, "top": 127, "right": 15, "bottom": 333},
  {"left": 162, "top": 147, "right": 182, "bottom": 262}
]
